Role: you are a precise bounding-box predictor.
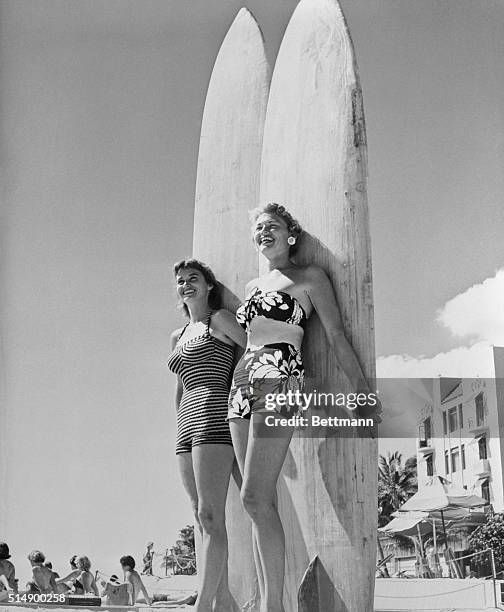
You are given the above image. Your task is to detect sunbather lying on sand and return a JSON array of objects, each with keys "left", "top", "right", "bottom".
[{"left": 151, "top": 592, "right": 197, "bottom": 606}]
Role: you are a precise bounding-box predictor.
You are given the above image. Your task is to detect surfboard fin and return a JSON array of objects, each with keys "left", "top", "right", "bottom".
[{"left": 297, "top": 555, "right": 320, "bottom": 612}]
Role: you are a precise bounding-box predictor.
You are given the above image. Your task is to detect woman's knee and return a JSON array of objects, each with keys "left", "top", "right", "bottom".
[
  {"left": 198, "top": 506, "right": 224, "bottom": 536},
  {"left": 240, "top": 488, "right": 272, "bottom": 522},
  {"left": 190, "top": 503, "right": 202, "bottom": 531}
]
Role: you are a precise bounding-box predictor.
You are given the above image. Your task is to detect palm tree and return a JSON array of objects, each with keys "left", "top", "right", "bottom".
[
  {"left": 377, "top": 452, "right": 418, "bottom": 577},
  {"left": 178, "top": 525, "right": 195, "bottom": 555},
  {"left": 378, "top": 452, "right": 417, "bottom": 527}
]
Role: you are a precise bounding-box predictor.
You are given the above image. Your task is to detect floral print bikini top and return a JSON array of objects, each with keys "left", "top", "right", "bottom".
[{"left": 236, "top": 287, "right": 308, "bottom": 331}]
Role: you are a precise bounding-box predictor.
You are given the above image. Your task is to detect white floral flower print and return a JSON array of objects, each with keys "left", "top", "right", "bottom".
[
  {"left": 235, "top": 288, "right": 307, "bottom": 331},
  {"left": 228, "top": 343, "right": 305, "bottom": 419}
]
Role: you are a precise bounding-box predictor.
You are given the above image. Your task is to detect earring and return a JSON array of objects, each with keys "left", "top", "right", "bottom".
[{"left": 287, "top": 236, "right": 296, "bottom": 245}]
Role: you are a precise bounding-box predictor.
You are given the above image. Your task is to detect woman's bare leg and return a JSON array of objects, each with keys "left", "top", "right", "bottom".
[
  {"left": 178, "top": 451, "right": 202, "bottom": 536},
  {"left": 240, "top": 415, "right": 293, "bottom": 612},
  {"left": 192, "top": 444, "right": 235, "bottom": 612},
  {"left": 229, "top": 419, "right": 265, "bottom": 605},
  {"left": 178, "top": 451, "right": 232, "bottom": 611}
]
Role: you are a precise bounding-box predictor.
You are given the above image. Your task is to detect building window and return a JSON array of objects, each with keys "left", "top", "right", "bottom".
[
  {"left": 424, "top": 417, "right": 432, "bottom": 440},
  {"left": 426, "top": 455, "right": 434, "bottom": 477},
  {"left": 451, "top": 448, "right": 460, "bottom": 473},
  {"left": 475, "top": 393, "right": 485, "bottom": 427},
  {"left": 461, "top": 444, "right": 466, "bottom": 470},
  {"left": 448, "top": 407, "right": 458, "bottom": 433},
  {"left": 443, "top": 412, "right": 447, "bottom": 435},
  {"left": 479, "top": 436, "right": 488, "bottom": 460},
  {"left": 481, "top": 479, "right": 490, "bottom": 503},
  {"left": 458, "top": 404, "right": 463, "bottom": 429},
  {"left": 444, "top": 451, "right": 450, "bottom": 475}
]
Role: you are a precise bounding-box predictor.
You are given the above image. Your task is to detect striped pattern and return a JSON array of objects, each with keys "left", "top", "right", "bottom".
[{"left": 167, "top": 321, "right": 234, "bottom": 454}]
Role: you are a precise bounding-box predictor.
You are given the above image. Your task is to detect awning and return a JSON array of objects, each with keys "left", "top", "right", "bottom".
[
  {"left": 399, "top": 475, "right": 488, "bottom": 512},
  {"left": 418, "top": 451, "right": 434, "bottom": 462},
  {"left": 468, "top": 433, "right": 486, "bottom": 446},
  {"left": 472, "top": 475, "right": 489, "bottom": 487},
  {"left": 379, "top": 515, "right": 432, "bottom": 537},
  {"left": 381, "top": 511, "right": 462, "bottom": 537}
]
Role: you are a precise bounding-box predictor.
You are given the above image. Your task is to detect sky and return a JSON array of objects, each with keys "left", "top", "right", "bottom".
[{"left": 1, "top": 0, "right": 504, "bottom": 584}]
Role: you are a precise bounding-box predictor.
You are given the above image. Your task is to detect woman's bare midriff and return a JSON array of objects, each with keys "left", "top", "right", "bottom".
[{"left": 247, "top": 317, "right": 304, "bottom": 351}]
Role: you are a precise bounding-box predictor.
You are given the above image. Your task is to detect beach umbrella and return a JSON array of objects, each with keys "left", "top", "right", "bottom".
[
  {"left": 379, "top": 514, "right": 434, "bottom": 577},
  {"left": 379, "top": 513, "right": 436, "bottom": 538},
  {"left": 399, "top": 476, "right": 488, "bottom": 552}
]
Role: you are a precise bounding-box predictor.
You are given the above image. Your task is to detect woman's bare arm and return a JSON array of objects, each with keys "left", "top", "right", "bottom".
[
  {"left": 305, "top": 265, "right": 381, "bottom": 419},
  {"left": 56, "top": 569, "right": 79, "bottom": 584},
  {"left": 170, "top": 331, "right": 183, "bottom": 410},
  {"left": 49, "top": 573, "right": 58, "bottom": 594},
  {"left": 211, "top": 309, "right": 247, "bottom": 348},
  {"left": 138, "top": 577, "right": 151, "bottom": 606},
  {"left": 0, "top": 575, "right": 10, "bottom": 591}
]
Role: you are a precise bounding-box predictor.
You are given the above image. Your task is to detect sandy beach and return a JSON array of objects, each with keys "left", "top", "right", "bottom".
[
  {"left": 143, "top": 574, "right": 197, "bottom": 609},
  {"left": 0, "top": 575, "right": 198, "bottom": 612},
  {"left": 2, "top": 576, "right": 502, "bottom": 612}
]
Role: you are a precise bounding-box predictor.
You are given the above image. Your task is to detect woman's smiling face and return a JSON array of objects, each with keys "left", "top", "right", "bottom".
[
  {"left": 176, "top": 267, "right": 212, "bottom": 304},
  {"left": 253, "top": 213, "right": 290, "bottom": 257}
]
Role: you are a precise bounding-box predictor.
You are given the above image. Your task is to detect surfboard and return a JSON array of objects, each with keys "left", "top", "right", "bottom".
[
  {"left": 259, "top": 0, "right": 377, "bottom": 610},
  {"left": 192, "top": 8, "right": 269, "bottom": 611}
]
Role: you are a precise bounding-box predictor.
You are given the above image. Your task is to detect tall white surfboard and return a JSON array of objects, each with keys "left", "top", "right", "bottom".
[
  {"left": 192, "top": 9, "right": 269, "bottom": 611},
  {"left": 260, "top": 0, "right": 377, "bottom": 610}
]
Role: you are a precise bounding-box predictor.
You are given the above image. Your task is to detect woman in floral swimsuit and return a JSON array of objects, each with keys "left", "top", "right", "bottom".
[{"left": 227, "top": 203, "right": 380, "bottom": 612}]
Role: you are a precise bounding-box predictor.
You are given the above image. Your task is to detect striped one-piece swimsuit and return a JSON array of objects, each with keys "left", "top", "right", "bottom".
[{"left": 167, "top": 312, "right": 234, "bottom": 454}]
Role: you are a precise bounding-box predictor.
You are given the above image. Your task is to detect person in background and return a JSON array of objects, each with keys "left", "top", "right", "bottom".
[
  {"left": 119, "top": 555, "right": 151, "bottom": 605},
  {"left": 141, "top": 542, "right": 154, "bottom": 576},
  {"left": 0, "top": 543, "right": 17, "bottom": 601},
  {"left": 100, "top": 574, "right": 131, "bottom": 606},
  {"left": 56, "top": 555, "right": 79, "bottom": 593},
  {"left": 73, "top": 556, "right": 99, "bottom": 596},
  {"left": 44, "top": 562, "right": 60, "bottom": 579},
  {"left": 26, "top": 551, "right": 57, "bottom": 594}
]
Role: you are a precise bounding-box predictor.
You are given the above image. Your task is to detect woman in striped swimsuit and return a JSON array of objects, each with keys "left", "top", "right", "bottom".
[{"left": 167, "top": 259, "right": 245, "bottom": 612}]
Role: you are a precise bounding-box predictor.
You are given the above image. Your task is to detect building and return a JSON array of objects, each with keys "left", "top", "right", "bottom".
[{"left": 416, "top": 347, "right": 504, "bottom": 511}]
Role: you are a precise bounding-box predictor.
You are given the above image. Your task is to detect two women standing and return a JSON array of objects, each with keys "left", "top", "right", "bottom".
[{"left": 167, "top": 203, "right": 378, "bottom": 612}]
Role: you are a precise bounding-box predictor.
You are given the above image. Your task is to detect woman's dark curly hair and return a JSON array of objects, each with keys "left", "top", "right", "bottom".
[
  {"left": 250, "top": 203, "right": 303, "bottom": 255},
  {"left": 173, "top": 259, "right": 222, "bottom": 317}
]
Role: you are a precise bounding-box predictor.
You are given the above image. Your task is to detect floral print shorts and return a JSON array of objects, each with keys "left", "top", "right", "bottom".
[{"left": 227, "top": 343, "right": 305, "bottom": 419}]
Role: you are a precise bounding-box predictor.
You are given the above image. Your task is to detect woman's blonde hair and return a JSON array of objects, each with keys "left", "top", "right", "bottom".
[{"left": 76, "top": 555, "right": 91, "bottom": 571}]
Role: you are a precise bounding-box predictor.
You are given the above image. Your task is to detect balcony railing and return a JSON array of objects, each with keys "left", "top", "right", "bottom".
[
  {"left": 468, "top": 416, "right": 489, "bottom": 434},
  {"left": 472, "top": 458, "right": 491, "bottom": 477},
  {"left": 417, "top": 438, "right": 434, "bottom": 453}
]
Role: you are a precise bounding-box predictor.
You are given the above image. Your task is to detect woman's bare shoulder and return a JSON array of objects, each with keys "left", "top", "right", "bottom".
[
  {"left": 297, "top": 264, "right": 328, "bottom": 286},
  {"left": 211, "top": 309, "right": 240, "bottom": 338},
  {"left": 170, "top": 328, "right": 183, "bottom": 348},
  {"left": 244, "top": 277, "right": 260, "bottom": 294}
]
